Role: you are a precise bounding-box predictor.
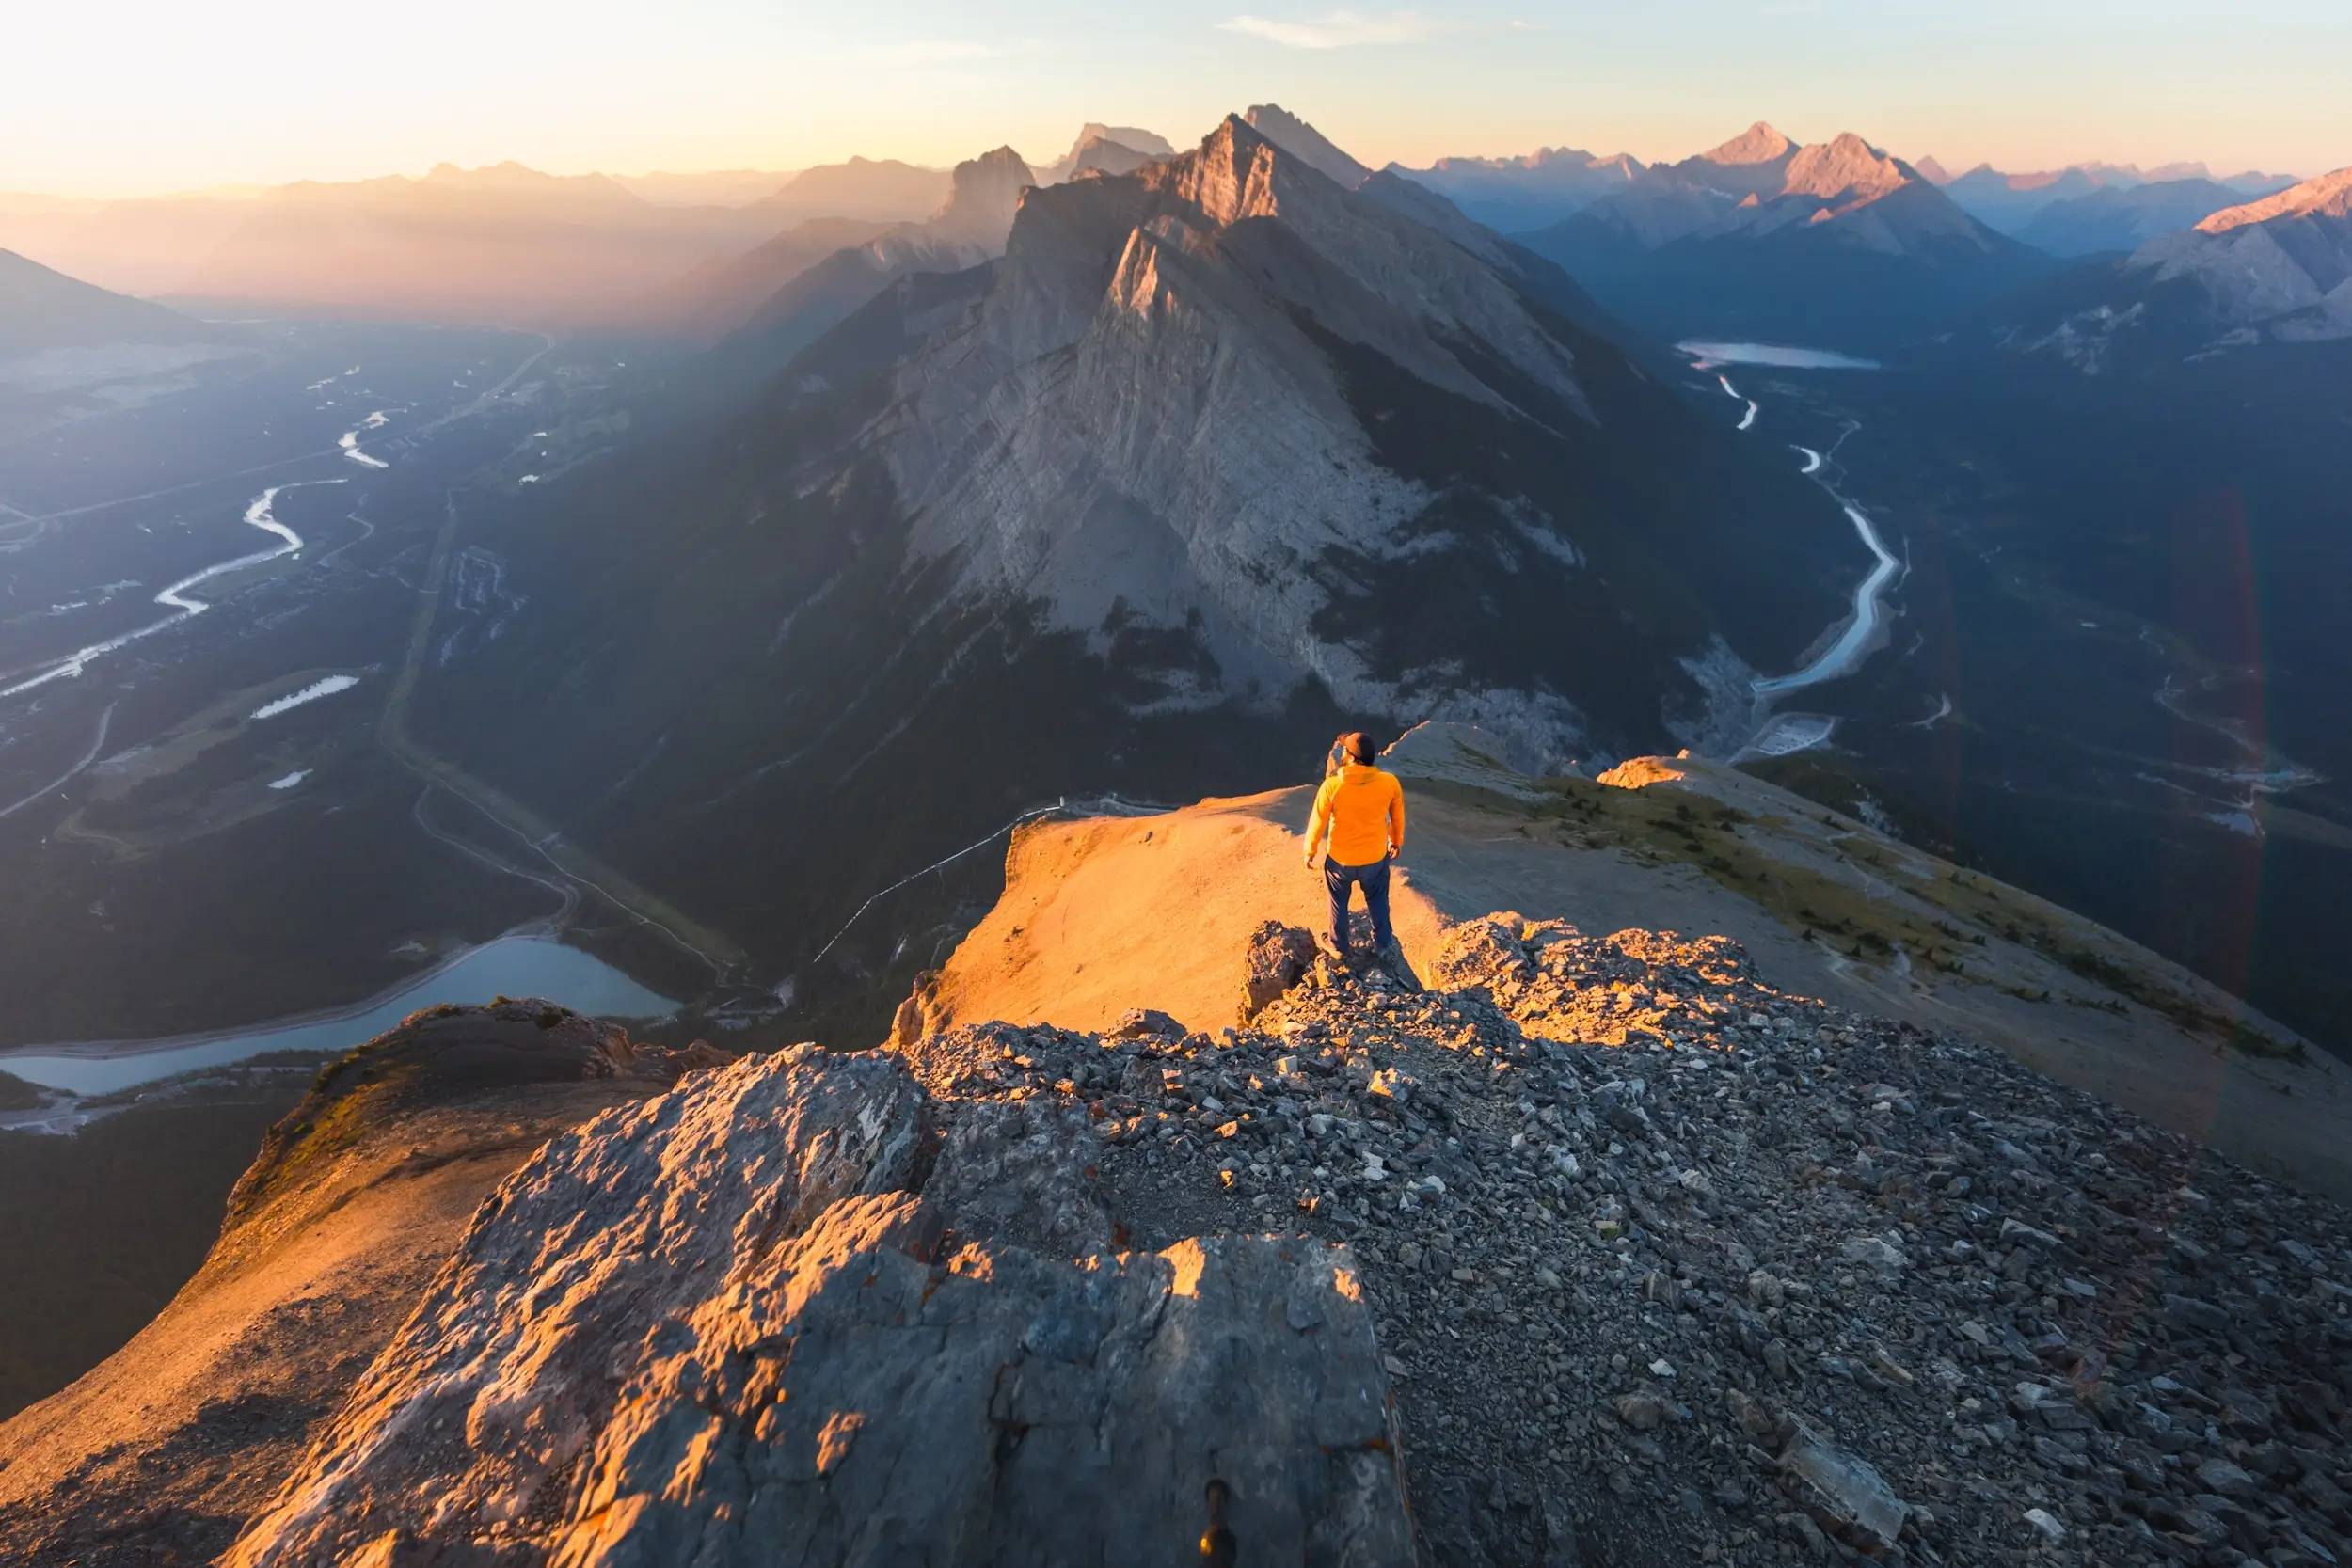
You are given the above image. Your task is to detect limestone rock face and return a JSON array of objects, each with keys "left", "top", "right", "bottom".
[
  {"left": 227, "top": 1049, "right": 1409, "bottom": 1566},
  {"left": 882, "top": 113, "right": 1606, "bottom": 764}
]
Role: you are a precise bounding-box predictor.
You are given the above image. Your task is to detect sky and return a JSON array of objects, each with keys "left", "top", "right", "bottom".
[{"left": 5, "top": 0, "right": 2346, "bottom": 197}]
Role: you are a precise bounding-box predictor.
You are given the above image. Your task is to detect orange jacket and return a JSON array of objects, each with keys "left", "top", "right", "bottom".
[{"left": 1307, "top": 764, "right": 1406, "bottom": 866}]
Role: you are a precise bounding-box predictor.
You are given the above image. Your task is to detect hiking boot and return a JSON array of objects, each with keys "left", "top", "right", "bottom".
[{"left": 1375, "top": 941, "right": 1423, "bottom": 992}]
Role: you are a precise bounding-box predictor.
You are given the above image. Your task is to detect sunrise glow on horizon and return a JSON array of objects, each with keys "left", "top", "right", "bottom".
[{"left": 5, "top": 0, "right": 2346, "bottom": 198}]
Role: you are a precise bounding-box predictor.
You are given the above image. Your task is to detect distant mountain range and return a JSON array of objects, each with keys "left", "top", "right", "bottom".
[
  {"left": 2129, "top": 169, "right": 2352, "bottom": 341},
  {"left": 1032, "top": 124, "right": 1176, "bottom": 185},
  {"left": 745, "top": 157, "right": 954, "bottom": 226},
  {"left": 608, "top": 168, "right": 801, "bottom": 208},
  {"left": 722, "top": 148, "right": 1035, "bottom": 358},
  {"left": 1927, "top": 159, "right": 2299, "bottom": 234},
  {"left": 0, "top": 247, "right": 199, "bottom": 357},
  {"left": 0, "top": 132, "right": 1182, "bottom": 336},
  {"left": 0, "top": 164, "right": 787, "bottom": 330},
  {"left": 2015, "top": 178, "right": 2258, "bottom": 258},
  {"left": 1, "top": 125, "right": 2308, "bottom": 346},
  {"left": 1496, "top": 123, "right": 2054, "bottom": 349},
  {"left": 1966, "top": 166, "right": 2352, "bottom": 371},
  {"left": 1387, "top": 146, "right": 1646, "bottom": 231}
]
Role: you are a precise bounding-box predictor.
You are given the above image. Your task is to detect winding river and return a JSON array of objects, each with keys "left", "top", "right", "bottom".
[
  {"left": 1753, "top": 504, "right": 1902, "bottom": 695},
  {"left": 0, "top": 481, "right": 342, "bottom": 699},
  {"left": 1681, "top": 343, "right": 1900, "bottom": 697}
]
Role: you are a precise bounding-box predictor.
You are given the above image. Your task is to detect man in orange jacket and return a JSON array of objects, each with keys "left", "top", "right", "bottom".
[{"left": 1303, "top": 731, "right": 1406, "bottom": 958}]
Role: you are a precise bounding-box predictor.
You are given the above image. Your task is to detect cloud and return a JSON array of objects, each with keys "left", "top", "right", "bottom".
[
  {"left": 1218, "top": 9, "right": 1458, "bottom": 49},
  {"left": 858, "top": 39, "right": 1009, "bottom": 67}
]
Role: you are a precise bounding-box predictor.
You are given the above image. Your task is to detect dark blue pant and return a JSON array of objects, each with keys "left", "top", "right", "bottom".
[{"left": 1325, "top": 857, "right": 1394, "bottom": 951}]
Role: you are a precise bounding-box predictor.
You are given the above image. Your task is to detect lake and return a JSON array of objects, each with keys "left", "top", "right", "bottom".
[
  {"left": 0, "top": 936, "right": 676, "bottom": 1097},
  {"left": 1677, "top": 341, "right": 1882, "bottom": 371}
]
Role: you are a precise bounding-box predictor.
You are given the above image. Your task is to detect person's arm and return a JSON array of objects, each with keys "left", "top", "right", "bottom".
[
  {"left": 1387, "top": 776, "right": 1406, "bottom": 858},
  {"left": 1304, "top": 779, "right": 1334, "bottom": 864}
]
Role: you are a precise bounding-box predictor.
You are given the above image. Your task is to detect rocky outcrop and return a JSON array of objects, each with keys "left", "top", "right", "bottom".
[
  {"left": 1243, "top": 919, "right": 1319, "bottom": 1020},
  {"left": 228, "top": 1047, "right": 1409, "bottom": 1565},
  {"left": 0, "top": 1001, "right": 726, "bottom": 1568}
]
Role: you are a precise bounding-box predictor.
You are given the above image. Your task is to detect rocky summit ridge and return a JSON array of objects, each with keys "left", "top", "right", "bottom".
[{"left": 15, "top": 888, "right": 2350, "bottom": 1565}]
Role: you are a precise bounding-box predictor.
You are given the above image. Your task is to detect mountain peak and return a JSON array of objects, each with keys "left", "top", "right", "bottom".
[
  {"left": 1699, "top": 121, "right": 1795, "bottom": 167},
  {"left": 927, "top": 146, "right": 1036, "bottom": 244},
  {"left": 2194, "top": 166, "right": 2352, "bottom": 234},
  {"left": 1781, "top": 133, "right": 1909, "bottom": 202},
  {"left": 1076, "top": 122, "right": 1174, "bottom": 159},
  {"left": 1242, "top": 103, "right": 1372, "bottom": 188},
  {"left": 420, "top": 160, "right": 625, "bottom": 194}
]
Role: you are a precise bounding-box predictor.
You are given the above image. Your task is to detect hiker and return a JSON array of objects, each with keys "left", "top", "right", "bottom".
[
  {"left": 1303, "top": 731, "right": 1406, "bottom": 958},
  {"left": 1200, "top": 1478, "right": 1237, "bottom": 1566}
]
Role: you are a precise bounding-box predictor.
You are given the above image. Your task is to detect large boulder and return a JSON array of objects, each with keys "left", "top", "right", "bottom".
[
  {"left": 1426, "top": 911, "right": 1534, "bottom": 994},
  {"left": 1241, "top": 921, "right": 1319, "bottom": 1020},
  {"left": 228, "top": 1048, "right": 1411, "bottom": 1565}
]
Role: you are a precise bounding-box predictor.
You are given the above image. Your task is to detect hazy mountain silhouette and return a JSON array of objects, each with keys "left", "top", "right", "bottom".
[
  {"left": 693, "top": 147, "right": 1036, "bottom": 356},
  {"left": 747, "top": 158, "right": 953, "bottom": 224},
  {"left": 2017, "top": 178, "right": 2262, "bottom": 257},
  {"left": 0, "top": 165, "right": 787, "bottom": 330},
  {"left": 610, "top": 168, "right": 801, "bottom": 207},
  {"left": 1389, "top": 147, "right": 1647, "bottom": 232},
  {"left": 0, "top": 248, "right": 199, "bottom": 356},
  {"left": 1033, "top": 124, "right": 1175, "bottom": 185},
  {"left": 1936, "top": 160, "right": 2299, "bottom": 235}
]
